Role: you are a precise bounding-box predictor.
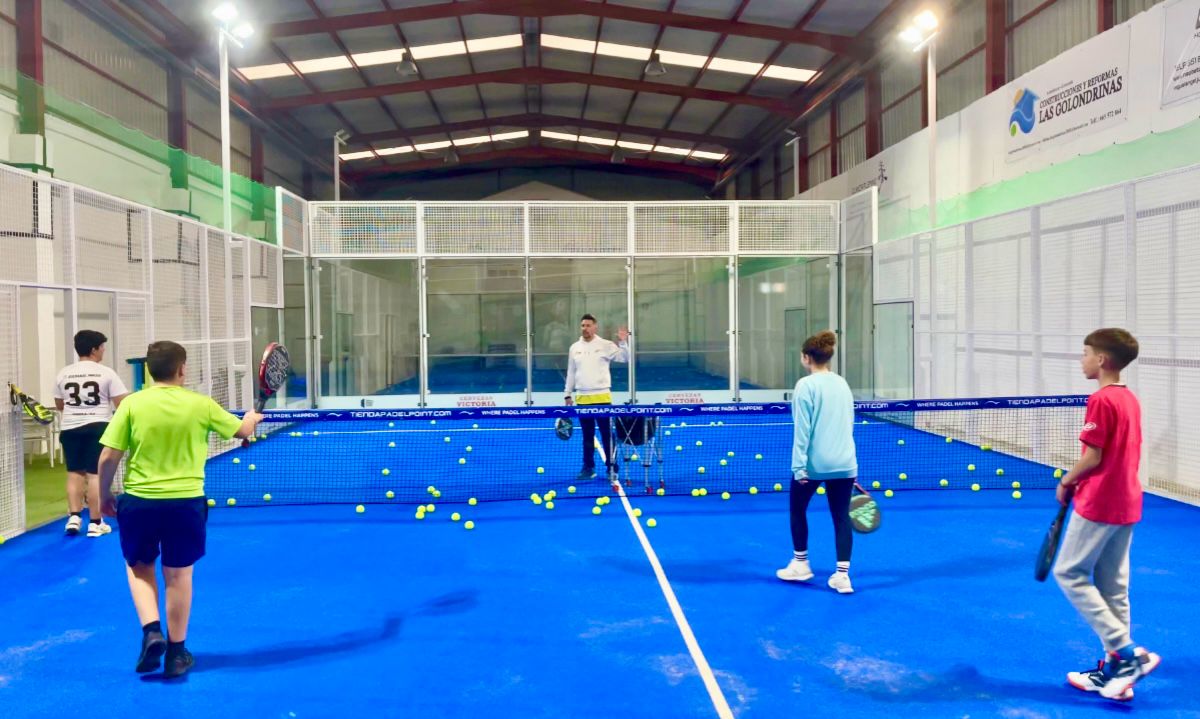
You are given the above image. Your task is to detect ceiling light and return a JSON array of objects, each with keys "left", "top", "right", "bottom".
[
  {"left": 238, "top": 63, "right": 292, "bottom": 80},
  {"left": 352, "top": 48, "right": 407, "bottom": 67},
  {"left": 466, "top": 34, "right": 524, "bottom": 53},
  {"left": 212, "top": 2, "right": 238, "bottom": 24},
  {"left": 410, "top": 40, "right": 467, "bottom": 60},
  {"left": 540, "top": 130, "right": 578, "bottom": 142},
  {"left": 444, "top": 148, "right": 460, "bottom": 164},
  {"left": 375, "top": 146, "right": 415, "bottom": 156},
  {"left": 338, "top": 150, "right": 375, "bottom": 161},
  {"left": 914, "top": 10, "right": 939, "bottom": 30},
  {"left": 644, "top": 52, "right": 667, "bottom": 77},
  {"left": 490, "top": 130, "right": 529, "bottom": 142},
  {"left": 616, "top": 140, "right": 653, "bottom": 152},
  {"left": 653, "top": 145, "right": 691, "bottom": 156},
  {"left": 762, "top": 65, "right": 817, "bottom": 82},
  {"left": 232, "top": 21, "right": 254, "bottom": 39},
  {"left": 294, "top": 56, "right": 352, "bottom": 74},
  {"left": 396, "top": 58, "right": 419, "bottom": 76},
  {"left": 415, "top": 140, "right": 452, "bottom": 152},
  {"left": 690, "top": 150, "right": 727, "bottom": 161},
  {"left": 577, "top": 134, "right": 616, "bottom": 147},
  {"left": 899, "top": 27, "right": 923, "bottom": 45}
]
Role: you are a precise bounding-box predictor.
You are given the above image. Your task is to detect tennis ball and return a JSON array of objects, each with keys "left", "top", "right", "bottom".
[
  {"left": 982, "top": 444, "right": 992, "bottom": 451},
  {"left": 545, "top": 501, "right": 555, "bottom": 510},
  {"left": 1012, "top": 481, "right": 1021, "bottom": 489},
  {"left": 871, "top": 480, "right": 881, "bottom": 489},
  {"left": 676, "top": 445, "right": 683, "bottom": 451},
  {"left": 774, "top": 483, "right": 783, "bottom": 491},
  {"left": 388, "top": 422, "right": 394, "bottom": 428},
  {"left": 698, "top": 488, "right": 708, "bottom": 496},
  {"left": 680, "top": 421, "right": 687, "bottom": 426},
  {"left": 226, "top": 498, "right": 236, "bottom": 506},
  {"left": 247, "top": 436, "right": 256, "bottom": 443},
  {"left": 468, "top": 497, "right": 477, "bottom": 505},
  {"left": 472, "top": 423, "right": 478, "bottom": 429},
  {"left": 696, "top": 440, "right": 703, "bottom": 447},
  {"left": 232, "top": 457, "right": 241, "bottom": 464},
  {"left": 531, "top": 493, "right": 542, "bottom": 504},
  {"left": 646, "top": 518, "right": 657, "bottom": 528},
  {"left": 382, "top": 468, "right": 391, "bottom": 476},
  {"left": 945, "top": 437, "right": 953, "bottom": 444},
  {"left": 665, "top": 430, "right": 671, "bottom": 436},
  {"left": 312, "top": 431, "right": 319, "bottom": 437},
  {"left": 425, "top": 503, "right": 435, "bottom": 512},
  {"left": 633, "top": 508, "right": 642, "bottom": 517},
  {"left": 691, "top": 488, "right": 700, "bottom": 497},
  {"left": 720, "top": 459, "right": 727, "bottom": 466},
  {"left": 464, "top": 521, "right": 475, "bottom": 530},
  {"left": 430, "top": 420, "right": 437, "bottom": 425},
  {"left": 899, "top": 473, "right": 908, "bottom": 480},
  {"left": 451, "top": 512, "right": 461, "bottom": 521},
  {"left": 721, "top": 491, "right": 731, "bottom": 500},
  {"left": 885, "top": 489, "right": 894, "bottom": 498},
  {"left": 897, "top": 439, "right": 905, "bottom": 446},
  {"left": 1054, "top": 468, "right": 1064, "bottom": 479},
  {"left": 537, "top": 467, "right": 544, "bottom": 474},
  {"left": 567, "top": 486, "right": 576, "bottom": 494},
  {"left": 656, "top": 488, "right": 665, "bottom": 496},
  {"left": 755, "top": 453, "right": 763, "bottom": 460},
  {"left": 415, "top": 511, "right": 425, "bottom": 520},
  {"left": 939, "top": 479, "right": 949, "bottom": 487},
  {"left": 248, "top": 464, "right": 256, "bottom": 471},
  {"left": 388, "top": 441, "right": 395, "bottom": 448},
  {"left": 0, "top": 536, "right": 4, "bottom": 545},
  {"left": 592, "top": 506, "right": 602, "bottom": 515},
  {"left": 207, "top": 498, "right": 216, "bottom": 507},
  {"left": 967, "top": 464, "right": 976, "bottom": 471},
  {"left": 996, "top": 468, "right": 1005, "bottom": 476},
  {"left": 427, "top": 485, "right": 436, "bottom": 494},
  {"left": 263, "top": 493, "right": 272, "bottom": 501},
  {"left": 1012, "top": 490, "right": 1022, "bottom": 500},
  {"left": 727, "top": 451, "right": 735, "bottom": 457},
  {"left": 466, "top": 446, "right": 473, "bottom": 452},
  {"left": 749, "top": 486, "right": 758, "bottom": 495},
  {"left": 444, "top": 436, "right": 450, "bottom": 442},
  {"left": 630, "top": 453, "right": 639, "bottom": 462},
  {"left": 356, "top": 505, "right": 365, "bottom": 514},
  {"left": 817, "top": 486, "right": 826, "bottom": 495},
  {"left": 545, "top": 491, "right": 556, "bottom": 500},
  {"left": 971, "top": 483, "right": 981, "bottom": 491},
  {"left": 433, "top": 490, "right": 441, "bottom": 498},
  {"left": 698, "top": 466, "right": 706, "bottom": 474},
  {"left": 386, "top": 491, "right": 395, "bottom": 499},
  {"left": 458, "top": 458, "right": 466, "bottom": 465}
]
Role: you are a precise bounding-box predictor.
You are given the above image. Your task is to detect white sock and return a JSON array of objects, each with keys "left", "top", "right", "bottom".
[
  {"left": 836, "top": 561, "right": 850, "bottom": 574},
  {"left": 793, "top": 551, "right": 808, "bottom": 563}
]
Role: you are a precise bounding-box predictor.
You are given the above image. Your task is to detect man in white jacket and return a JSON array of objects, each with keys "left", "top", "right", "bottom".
[{"left": 565, "top": 314, "right": 629, "bottom": 481}]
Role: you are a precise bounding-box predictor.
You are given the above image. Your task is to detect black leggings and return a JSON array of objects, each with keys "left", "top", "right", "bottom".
[
  {"left": 789, "top": 478, "right": 854, "bottom": 562},
  {"left": 580, "top": 415, "right": 615, "bottom": 470}
]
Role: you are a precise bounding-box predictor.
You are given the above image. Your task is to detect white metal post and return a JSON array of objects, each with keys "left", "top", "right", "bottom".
[
  {"left": 926, "top": 40, "right": 938, "bottom": 230},
  {"left": 218, "top": 30, "right": 233, "bottom": 234},
  {"left": 333, "top": 137, "right": 342, "bottom": 203}
]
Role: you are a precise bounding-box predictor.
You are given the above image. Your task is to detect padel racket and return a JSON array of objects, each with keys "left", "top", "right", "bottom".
[
  {"left": 555, "top": 416, "right": 574, "bottom": 440},
  {"left": 241, "top": 343, "right": 290, "bottom": 448},
  {"left": 1034, "top": 504, "right": 1070, "bottom": 582},
  {"left": 9, "top": 383, "right": 54, "bottom": 425},
  {"left": 849, "top": 482, "right": 882, "bottom": 533}
]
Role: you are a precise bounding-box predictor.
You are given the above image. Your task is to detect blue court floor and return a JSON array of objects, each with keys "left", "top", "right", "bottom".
[{"left": 2, "top": 489, "right": 1197, "bottom": 719}]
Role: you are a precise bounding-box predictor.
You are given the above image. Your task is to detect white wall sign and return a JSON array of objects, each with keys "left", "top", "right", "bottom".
[
  {"left": 1162, "top": 0, "right": 1200, "bottom": 107},
  {"left": 1005, "top": 26, "right": 1130, "bottom": 162}
]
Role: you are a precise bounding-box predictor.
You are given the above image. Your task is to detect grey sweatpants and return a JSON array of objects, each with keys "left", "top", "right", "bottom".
[{"left": 1053, "top": 510, "right": 1134, "bottom": 652}]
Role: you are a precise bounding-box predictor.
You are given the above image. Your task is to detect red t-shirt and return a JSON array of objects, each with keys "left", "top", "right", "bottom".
[{"left": 1073, "top": 385, "right": 1142, "bottom": 525}]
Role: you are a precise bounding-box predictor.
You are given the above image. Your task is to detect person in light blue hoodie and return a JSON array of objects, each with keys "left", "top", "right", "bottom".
[{"left": 776, "top": 330, "right": 859, "bottom": 594}]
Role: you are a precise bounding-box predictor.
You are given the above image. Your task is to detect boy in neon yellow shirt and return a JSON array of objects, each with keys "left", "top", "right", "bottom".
[{"left": 98, "top": 341, "right": 262, "bottom": 678}]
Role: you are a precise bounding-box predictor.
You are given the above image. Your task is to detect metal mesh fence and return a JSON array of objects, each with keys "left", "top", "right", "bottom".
[{"left": 0, "top": 283, "right": 23, "bottom": 540}]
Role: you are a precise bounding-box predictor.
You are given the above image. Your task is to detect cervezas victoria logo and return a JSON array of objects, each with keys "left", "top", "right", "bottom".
[{"left": 1009, "top": 88, "right": 1039, "bottom": 136}]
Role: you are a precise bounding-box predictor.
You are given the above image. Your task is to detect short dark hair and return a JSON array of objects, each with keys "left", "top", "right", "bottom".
[
  {"left": 1084, "top": 328, "right": 1139, "bottom": 371},
  {"left": 580, "top": 314, "right": 597, "bottom": 324},
  {"left": 802, "top": 330, "right": 837, "bottom": 365},
  {"left": 146, "top": 341, "right": 187, "bottom": 382},
  {"left": 74, "top": 330, "right": 107, "bottom": 358}
]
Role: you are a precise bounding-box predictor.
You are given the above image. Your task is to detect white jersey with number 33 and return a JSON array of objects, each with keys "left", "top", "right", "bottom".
[{"left": 53, "top": 361, "right": 129, "bottom": 431}]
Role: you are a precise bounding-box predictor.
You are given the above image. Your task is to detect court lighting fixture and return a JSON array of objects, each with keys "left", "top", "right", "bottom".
[
  {"left": 396, "top": 53, "right": 419, "bottom": 77},
  {"left": 212, "top": 2, "right": 238, "bottom": 23},
  {"left": 899, "top": 9, "right": 939, "bottom": 51},
  {"left": 211, "top": 2, "right": 254, "bottom": 233},
  {"left": 644, "top": 52, "right": 667, "bottom": 77},
  {"left": 898, "top": 8, "right": 941, "bottom": 227}
]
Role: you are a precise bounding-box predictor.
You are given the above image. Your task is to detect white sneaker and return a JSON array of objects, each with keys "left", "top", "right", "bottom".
[
  {"left": 776, "top": 559, "right": 814, "bottom": 582},
  {"left": 65, "top": 515, "right": 82, "bottom": 536},
  {"left": 827, "top": 572, "right": 854, "bottom": 594},
  {"left": 87, "top": 521, "right": 112, "bottom": 538}
]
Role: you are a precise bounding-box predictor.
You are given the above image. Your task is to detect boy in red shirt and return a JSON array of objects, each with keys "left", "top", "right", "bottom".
[{"left": 1054, "top": 328, "right": 1160, "bottom": 701}]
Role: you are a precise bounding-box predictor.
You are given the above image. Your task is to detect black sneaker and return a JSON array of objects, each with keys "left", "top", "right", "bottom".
[
  {"left": 1099, "top": 652, "right": 1144, "bottom": 699},
  {"left": 163, "top": 648, "right": 195, "bottom": 679},
  {"left": 135, "top": 630, "right": 167, "bottom": 674},
  {"left": 577, "top": 467, "right": 597, "bottom": 481}
]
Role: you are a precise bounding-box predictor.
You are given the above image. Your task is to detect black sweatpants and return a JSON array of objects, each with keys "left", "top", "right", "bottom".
[
  {"left": 580, "top": 412, "right": 615, "bottom": 471},
  {"left": 789, "top": 477, "right": 854, "bottom": 562}
]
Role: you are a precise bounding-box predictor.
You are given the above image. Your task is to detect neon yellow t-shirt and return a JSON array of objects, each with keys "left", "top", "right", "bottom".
[{"left": 100, "top": 384, "right": 243, "bottom": 499}]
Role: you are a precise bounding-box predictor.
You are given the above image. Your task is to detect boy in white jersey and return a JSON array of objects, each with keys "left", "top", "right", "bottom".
[{"left": 54, "top": 330, "right": 129, "bottom": 537}]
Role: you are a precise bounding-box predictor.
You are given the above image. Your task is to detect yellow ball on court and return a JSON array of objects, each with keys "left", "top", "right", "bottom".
[
  {"left": 939, "top": 479, "right": 949, "bottom": 487},
  {"left": 207, "top": 498, "right": 216, "bottom": 507},
  {"left": 263, "top": 493, "right": 272, "bottom": 501},
  {"left": 1054, "top": 468, "right": 1064, "bottom": 479},
  {"left": 248, "top": 464, "right": 256, "bottom": 471},
  {"left": 871, "top": 481, "right": 881, "bottom": 489},
  {"left": 464, "top": 521, "right": 475, "bottom": 530},
  {"left": 311, "top": 432, "right": 319, "bottom": 437},
  {"left": 232, "top": 457, "right": 241, "bottom": 464},
  {"left": 698, "top": 467, "right": 706, "bottom": 474},
  {"left": 592, "top": 506, "right": 602, "bottom": 515},
  {"left": 468, "top": 497, "right": 477, "bottom": 505},
  {"left": 537, "top": 467, "right": 544, "bottom": 474},
  {"left": 631, "top": 454, "right": 639, "bottom": 461},
  {"left": 425, "top": 504, "right": 435, "bottom": 512},
  {"left": 774, "top": 483, "right": 783, "bottom": 491},
  {"left": 595, "top": 497, "right": 605, "bottom": 506},
  {"left": 719, "top": 459, "right": 727, "bottom": 467},
  {"left": 817, "top": 486, "right": 826, "bottom": 495},
  {"left": 472, "top": 424, "right": 478, "bottom": 429},
  {"left": 458, "top": 458, "right": 466, "bottom": 465},
  {"left": 691, "top": 488, "right": 700, "bottom": 497},
  {"left": 899, "top": 473, "right": 908, "bottom": 480},
  {"left": 415, "top": 511, "right": 425, "bottom": 520},
  {"left": 451, "top": 512, "right": 461, "bottom": 521},
  {"left": 430, "top": 420, "right": 437, "bottom": 425},
  {"left": 656, "top": 488, "right": 665, "bottom": 496},
  {"left": 532, "top": 493, "right": 543, "bottom": 504},
  {"left": 388, "top": 422, "right": 394, "bottom": 428},
  {"left": 749, "top": 486, "right": 758, "bottom": 495},
  {"left": 721, "top": 492, "right": 731, "bottom": 500},
  {"left": 386, "top": 491, "right": 395, "bottom": 499},
  {"left": 444, "top": 436, "right": 450, "bottom": 443},
  {"left": 897, "top": 439, "right": 905, "bottom": 446},
  {"left": 427, "top": 486, "right": 436, "bottom": 494},
  {"left": 356, "top": 505, "right": 365, "bottom": 514},
  {"left": 676, "top": 445, "right": 683, "bottom": 451},
  {"left": 382, "top": 468, "right": 390, "bottom": 476},
  {"left": 1012, "top": 481, "right": 1021, "bottom": 489},
  {"left": 432, "top": 491, "right": 441, "bottom": 498},
  {"left": 466, "top": 446, "right": 473, "bottom": 452},
  {"left": 755, "top": 454, "right": 763, "bottom": 460},
  {"left": 1012, "top": 490, "right": 1022, "bottom": 500},
  {"left": 727, "top": 451, "right": 735, "bottom": 457},
  {"left": 545, "top": 501, "right": 555, "bottom": 510},
  {"left": 646, "top": 518, "right": 657, "bottom": 528},
  {"left": 967, "top": 464, "right": 976, "bottom": 471},
  {"left": 982, "top": 444, "right": 992, "bottom": 451},
  {"left": 633, "top": 508, "right": 642, "bottom": 517},
  {"left": 996, "top": 468, "right": 1005, "bottom": 476},
  {"left": 971, "top": 483, "right": 981, "bottom": 491},
  {"left": 567, "top": 486, "right": 576, "bottom": 494},
  {"left": 545, "top": 491, "right": 556, "bottom": 500},
  {"left": 696, "top": 440, "right": 703, "bottom": 447},
  {"left": 388, "top": 442, "right": 395, "bottom": 448},
  {"left": 699, "top": 488, "right": 708, "bottom": 496},
  {"left": 885, "top": 489, "right": 894, "bottom": 498},
  {"left": 226, "top": 498, "right": 236, "bottom": 506},
  {"left": 945, "top": 437, "right": 953, "bottom": 443}
]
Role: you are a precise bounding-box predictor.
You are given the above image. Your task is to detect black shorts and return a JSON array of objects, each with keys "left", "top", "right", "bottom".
[
  {"left": 60, "top": 423, "right": 107, "bottom": 474},
  {"left": 117, "top": 494, "right": 208, "bottom": 568}
]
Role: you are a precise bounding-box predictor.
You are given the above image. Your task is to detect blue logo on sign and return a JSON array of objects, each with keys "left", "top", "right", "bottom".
[{"left": 1009, "top": 89, "right": 1038, "bottom": 136}]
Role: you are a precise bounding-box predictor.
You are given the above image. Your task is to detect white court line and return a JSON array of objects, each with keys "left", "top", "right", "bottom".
[{"left": 598, "top": 440, "right": 734, "bottom": 719}]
